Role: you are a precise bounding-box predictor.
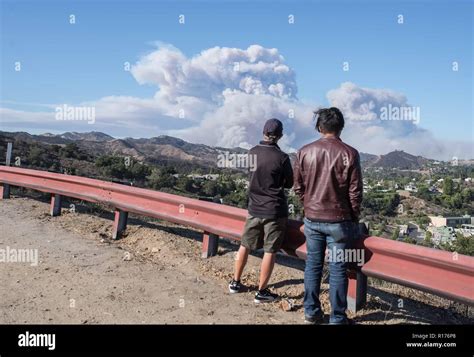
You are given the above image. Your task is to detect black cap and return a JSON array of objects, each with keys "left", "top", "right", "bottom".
[{"left": 263, "top": 118, "right": 283, "bottom": 137}]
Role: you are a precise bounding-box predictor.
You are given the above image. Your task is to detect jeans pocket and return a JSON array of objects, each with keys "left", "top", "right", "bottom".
[
  {"left": 352, "top": 222, "right": 361, "bottom": 240},
  {"left": 330, "top": 221, "right": 352, "bottom": 243}
]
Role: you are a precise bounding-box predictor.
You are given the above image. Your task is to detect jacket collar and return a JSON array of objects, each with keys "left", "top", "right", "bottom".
[
  {"left": 259, "top": 140, "right": 281, "bottom": 149},
  {"left": 321, "top": 136, "right": 342, "bottom": 142}
]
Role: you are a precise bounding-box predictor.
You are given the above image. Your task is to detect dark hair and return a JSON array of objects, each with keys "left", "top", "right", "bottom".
[
  {"left": 263, "top": 134, "right": 280, "bottom": 143},
  {"left": 313, "top": 107, "right": 344, "bottom": 134}
]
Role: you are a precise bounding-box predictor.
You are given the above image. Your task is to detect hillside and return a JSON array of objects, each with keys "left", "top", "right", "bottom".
[
  {"left": 366, "top": 150, "right": 434, "bottom": 169},
  {"left": 0, "top": 131, "right": 246, "bottom": 169},
  {"left": 0, "top": 131, "right": 438, "bottom": 170}
]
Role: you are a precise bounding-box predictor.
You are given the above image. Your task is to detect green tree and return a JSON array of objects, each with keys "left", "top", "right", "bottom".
[
  {"left": 95, "top": 155, "right": 150, "bottom": 181},
  {"left": 415, "top": 214, "right": 431, "bottom": 227},
  {"left": 461, "top": 188, "right": 474, "bottom": 204},
  {"left": 416, "top": 185, "right": 431, "bottom": 201},
  {"left": 452, "top": 233, "right": 474, "bottom": 256},
  {"left": 449, "top": 193, "right": 463, "bottom": 209},
  {"left": 27, "top": 145, "right": 44, "bottom": 166},
  {"left": 146, "top": 168, "right": 176, "bottom": 189},
  {"left": 443, "top": 177, "right": 454, "bottom": 196},
  {"left": 202, "top": 180, "right": 218, "bottom": 197},
  {"left": 176, "top": 177, "right": 194, "bottom": 192},
  {"left": 127, "top": 162, "right": 151, "bottom": 181},
  {"left": 421, "top": 230, "right": 433, "bottom": 247},
  {"left": 391, "top": 227, "right": 400, "bottom": 240},
  {"left": 217, "top": 179, "right": 236, "bottom": 196},
  {"left": 146, "top": 169, "right": 161, "bottom": 189},
  {"left": 224, "top": 189, "right": 248, "bottom": 208},
  {"left": 60, "top": 143, "right": 79, "bottom": 159}
]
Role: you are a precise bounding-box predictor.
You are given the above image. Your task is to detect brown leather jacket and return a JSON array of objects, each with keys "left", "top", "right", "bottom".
[{"left": 293, "top": 136, "right": 363, "bottom": 222}]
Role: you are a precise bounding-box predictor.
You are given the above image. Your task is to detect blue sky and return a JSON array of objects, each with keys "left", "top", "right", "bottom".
[{"left": 0, "top": 0, "right": 472, "bottom": 159}]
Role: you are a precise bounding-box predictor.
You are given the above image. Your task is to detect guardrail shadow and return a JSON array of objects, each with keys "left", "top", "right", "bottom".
[
  {"left": 19, "top": 189, "right": 309, "bottom": 271},
  {"left": 356, "top": 285, "right": 460, "bottom": 324}
]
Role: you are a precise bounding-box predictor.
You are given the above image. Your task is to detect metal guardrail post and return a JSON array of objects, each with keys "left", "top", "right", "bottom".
[
  {"left": 347, "top": 222, "right": 369, "bottom": 312},
  {"left": 201, "top": 197, "right": 221, "bottom": 258},
  {"left": 347, "top": 270, "right": 368, "bottom": 312},
  {"left": 112, "top": 209, "right": 128, "bottom": 240},
  {"left": 1, "top": 183, "right": 10, "bottom": 199},
  {"left": 201, "top": 231, "right": 219, "bottom": 258},
  {"left": 50, "top": 194, "right": 62, "bottom": 216}
]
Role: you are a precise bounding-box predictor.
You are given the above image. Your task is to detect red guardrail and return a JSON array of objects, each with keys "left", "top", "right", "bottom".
[{"left": 1, "top": 166, "right": 473, "bottom": 310}]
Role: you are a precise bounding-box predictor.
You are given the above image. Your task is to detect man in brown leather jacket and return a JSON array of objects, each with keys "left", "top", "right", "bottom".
[{"left": 293, "top": 107, "right": 363, "bottom": 324}]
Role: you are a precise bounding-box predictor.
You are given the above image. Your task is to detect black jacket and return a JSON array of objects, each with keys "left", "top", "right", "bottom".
[{"left": 247, "top": 141, "right": 294, "bottom": 219}]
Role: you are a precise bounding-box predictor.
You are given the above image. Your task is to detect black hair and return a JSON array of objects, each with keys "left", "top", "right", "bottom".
[
  {"left": 313, "top": 107, "right": 345, "bottom": 134},
  {"left": 263, "top": 134, "right": 280, "bottom": 143}
]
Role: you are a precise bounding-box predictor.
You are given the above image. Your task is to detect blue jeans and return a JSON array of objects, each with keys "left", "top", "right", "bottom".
[{"left": 303, "top": 218, "right": 356, "bottom": 324}]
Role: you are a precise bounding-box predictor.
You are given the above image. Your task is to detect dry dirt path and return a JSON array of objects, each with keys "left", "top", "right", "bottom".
[
  {"left": 0, "top": 196, "right": 470, "bottom": 325},
  {"left": 0, "top": 197, "right": 305, "bottom": 324}
]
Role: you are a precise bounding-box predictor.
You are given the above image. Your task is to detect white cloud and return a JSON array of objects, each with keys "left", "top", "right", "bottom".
[
  {"left": 327, "top": 82, "right": 473, "bottom": 160},
  {"left": 131, "top": 44, "right": 296, "bottom": 101},
  {"left": 1, "top": 44, "right": 472, "bottom": 160},
  {"left": 327, "top": 82, "right": 407, "bottom": 122}
]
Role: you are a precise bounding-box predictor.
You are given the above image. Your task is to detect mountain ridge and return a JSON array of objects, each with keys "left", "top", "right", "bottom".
[{"left": 0, "top": 130, "right": 441, "bottom": 169}]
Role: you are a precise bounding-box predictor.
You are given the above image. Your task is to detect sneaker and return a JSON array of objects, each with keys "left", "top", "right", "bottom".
[
  {"left": 304, "top": 311, "right": 324, "bottom": 325},
  {"left": 228, "top": 279, "right": 242, "bottom": 294},
  {"left": 329, "top": 318, "right": 354, "bottom": 325},
  {"left": 254, "top": 288, "right": 279, "bottom": 304}
]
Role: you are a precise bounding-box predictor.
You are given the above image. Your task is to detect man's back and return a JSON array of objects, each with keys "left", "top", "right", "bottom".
[
  {"left": 247, "top": 141, "right": 293, "bottom": 219},
  {"left": 293, "top": 136, "right": 362, "bottom": 222},
  {"left": 231, "top": 119, "right": 293, "bottom": 303}
]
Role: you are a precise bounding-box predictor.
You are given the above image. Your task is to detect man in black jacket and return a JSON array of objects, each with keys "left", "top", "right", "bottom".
[{"left": 229, "top": 118, "right": 294, "bottom": 303}]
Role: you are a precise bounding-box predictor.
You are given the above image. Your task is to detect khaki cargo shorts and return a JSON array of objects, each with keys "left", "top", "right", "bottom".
[{"left": 241, "top": 215, "right": 288, "bottom": 253}]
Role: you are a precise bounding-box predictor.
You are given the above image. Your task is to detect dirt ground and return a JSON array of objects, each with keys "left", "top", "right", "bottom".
[{"left": 0, "top": 194, "right": 471, "bottom": 324}]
